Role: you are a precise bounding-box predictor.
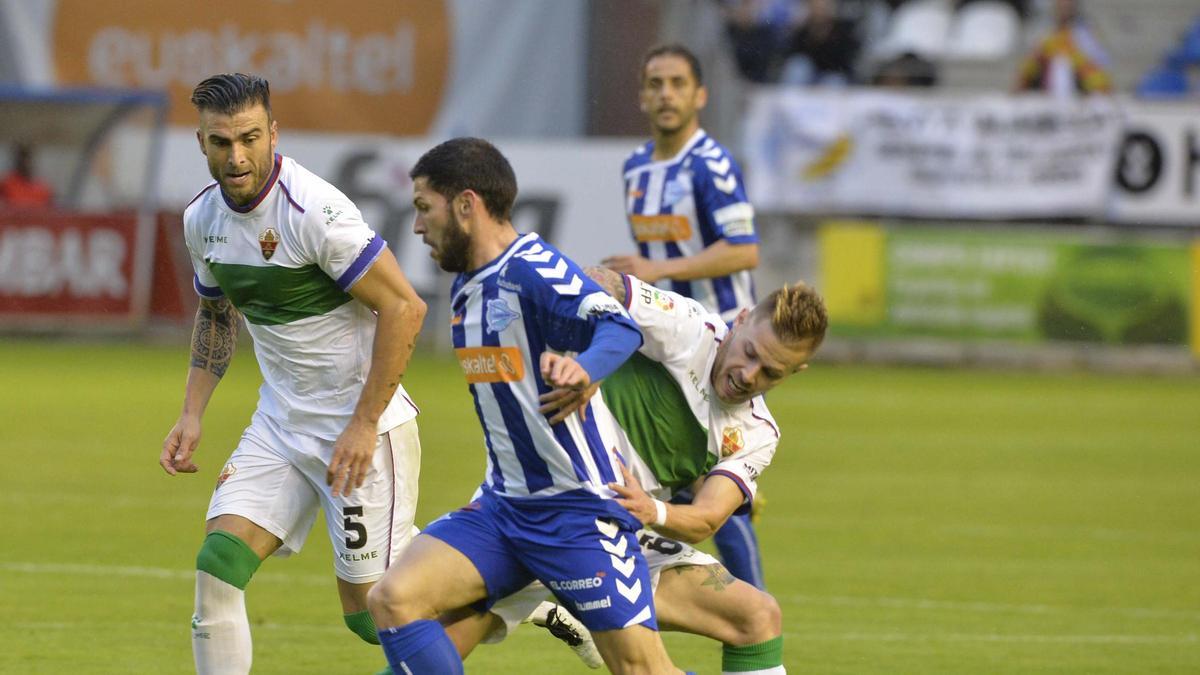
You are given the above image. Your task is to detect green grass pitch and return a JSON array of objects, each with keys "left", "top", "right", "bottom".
[{"left": 1, "top": 340, "right": 1197, "bottom": 674}]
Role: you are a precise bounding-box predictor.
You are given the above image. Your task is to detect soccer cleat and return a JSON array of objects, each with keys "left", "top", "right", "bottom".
[{"left": 526, "top": 602, "right": 603, "bottom": 669}]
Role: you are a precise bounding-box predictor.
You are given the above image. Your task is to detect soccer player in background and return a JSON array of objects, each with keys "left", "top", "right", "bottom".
[
  {"left": 604, "top": 43, "right": 768, "bottom": 590},
  {"left": 465, "top": 268, "right": 827, "bottom": 674},
  {"left": 366, "top": 137, "right": 686, "bottom": 674},
  {"left": 159, "top": 73, "right": 427, "bottom": 674}
]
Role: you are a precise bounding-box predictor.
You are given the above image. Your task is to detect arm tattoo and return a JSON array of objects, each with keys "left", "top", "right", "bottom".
[
  {"left": 190, "top": 297, "right": 239, "bottom": 377},
  {"left": 584, "top": 266, "right": 626, "bottom": 304}
]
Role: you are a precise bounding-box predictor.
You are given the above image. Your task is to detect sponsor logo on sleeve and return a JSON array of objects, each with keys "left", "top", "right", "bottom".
[
  {"left": 455, "top": 346, "right": 524, "bottom": 383},
  {"left": 577, "top": 292, "right": 624, "bottom": 319},
  {"left": 638, "top": 286, "right": 675, "bottom": 313}
]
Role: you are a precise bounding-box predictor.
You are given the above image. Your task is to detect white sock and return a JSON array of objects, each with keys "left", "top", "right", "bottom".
[
  {"left": 192, "top": 570, "right": 253, "bottom": 675},
  {"left": 723, "top": 668, "right": 786, "bottom": 675}
]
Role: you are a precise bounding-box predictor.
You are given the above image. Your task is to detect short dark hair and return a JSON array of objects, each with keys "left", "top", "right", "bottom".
[
  {"left": 410, "top": 138, "right": 518, "bottom": 222},
  {"left": 641, "top": 43, "right": 703, "bottom": 85},
  {"left": 191, "top": 73, "right": 272, "bottom": 118}
]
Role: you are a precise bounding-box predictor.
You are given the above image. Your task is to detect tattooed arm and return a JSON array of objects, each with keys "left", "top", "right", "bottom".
[
  {"left": 159, "top": 296, "right": 240, "bottom": 475},
  {"left": 584, "top": 265, "right": 627, "bottom": 305}
]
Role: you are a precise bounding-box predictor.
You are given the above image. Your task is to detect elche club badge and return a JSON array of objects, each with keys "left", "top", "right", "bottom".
[
  {"left": 259, "top": 227, "right": 279, "bottom": 259},
  {"left": 721, "top": 426, "right": 744, "bottom": 457}
]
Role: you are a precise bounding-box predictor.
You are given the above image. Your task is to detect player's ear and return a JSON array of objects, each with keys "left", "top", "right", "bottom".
[
  {"left": 195, "top": 129, "right": 206, "bottom": 156},
  {"left": 268, "top": 118, "right": 278, "bottom": 151},
  {"left": 733, "top": 307, "right": 749, "bottom": 327},
  {"left": 695, "top": 84, "right": 709, "bottom": 111}
]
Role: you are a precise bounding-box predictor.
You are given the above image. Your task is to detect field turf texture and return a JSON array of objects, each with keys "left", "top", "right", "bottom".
[{"left": 1, "top": 340, "right": 1197, "bottom": 674}]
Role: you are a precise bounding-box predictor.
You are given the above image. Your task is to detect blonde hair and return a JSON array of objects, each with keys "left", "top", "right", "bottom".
[{"left": 751, "top": 281, "right": 828, "bottom": 349}]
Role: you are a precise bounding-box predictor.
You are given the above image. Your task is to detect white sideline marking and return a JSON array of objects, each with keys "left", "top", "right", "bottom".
[
  {"left": 785, "top": 631, "right": 1199, "bottom": 645},
  {"left": 12, "top": 620, "right": 345, "bottom": 634},
  {"left": 787, "top": 593, "right": 1200, "bottom": 620},
  {"left": 0, "top": 561, "right": 328, "bottom": 586}
]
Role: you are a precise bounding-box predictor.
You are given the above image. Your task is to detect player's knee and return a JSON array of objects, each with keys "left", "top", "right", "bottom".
[
  {"left": 367, "top": 577, "right": 426, "bottom": 626},
  {"left": 195, "top": 531, "right": 262, "bottom": 590},
  {"left": 730, "top": 588, "right": 782, "bottom": 646}
]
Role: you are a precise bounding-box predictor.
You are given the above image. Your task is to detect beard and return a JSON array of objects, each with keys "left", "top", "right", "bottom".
[{"left": 436, "top": 211, "right": 472, "bottom": 273}]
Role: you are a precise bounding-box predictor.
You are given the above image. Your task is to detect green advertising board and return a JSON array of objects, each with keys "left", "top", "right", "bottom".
[{"left": 820, "top": 222, "right": 1196, "bottom": 350}]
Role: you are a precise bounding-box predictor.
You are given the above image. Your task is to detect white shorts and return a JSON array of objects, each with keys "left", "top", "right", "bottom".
[
  {"left": 484, "top": 529, "right": 719, "bottom": 642},
  {"left": 206, "top": 410, "right": 421, "bottom": 583}
]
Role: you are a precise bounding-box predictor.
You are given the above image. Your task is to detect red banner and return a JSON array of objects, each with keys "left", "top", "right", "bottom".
[{"left": 0, "top": 210, "right": 144, "bottom": 326}]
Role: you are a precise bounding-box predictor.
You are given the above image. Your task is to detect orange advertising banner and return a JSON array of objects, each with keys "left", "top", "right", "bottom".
[{"left": 51, "top": 0, "right": 450, "bottom": 135}]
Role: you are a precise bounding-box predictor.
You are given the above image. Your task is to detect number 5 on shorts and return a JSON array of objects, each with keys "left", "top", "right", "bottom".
[{"left": 343, "top": 506, "right": 367, "bottom": 550}]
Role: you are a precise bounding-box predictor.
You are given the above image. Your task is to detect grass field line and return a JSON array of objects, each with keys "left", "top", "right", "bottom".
[
  {"left": 0, "top": 561, "right": 329, "bottom": 586},
  {"left": 787, "top": 593, "right": 1200, "bottom": 620},
  {"left": 9, "top": 620, "right": 347, "bottom": 634},
  {"left": 785, "top": 631, "right": 1200, "bottom": 645}
]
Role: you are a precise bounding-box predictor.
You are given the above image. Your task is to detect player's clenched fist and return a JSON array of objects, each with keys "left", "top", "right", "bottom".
[
  {"left": 540, "top": 352, "right": 591, "bottom": 390},
  {"left": 161, "top": 415, "right": 202, "bottom": 475}
]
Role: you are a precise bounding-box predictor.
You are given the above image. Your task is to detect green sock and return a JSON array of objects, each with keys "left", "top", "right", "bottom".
[
  {"left": 343, "top": 609, "right": 381, "bottom": 645},
  {"left": 722, "top": 636, "right": 783, "bottom": 672}
]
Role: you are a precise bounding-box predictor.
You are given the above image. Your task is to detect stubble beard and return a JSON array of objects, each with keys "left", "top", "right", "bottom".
[{"left": 437, "top": 211, "right": 472, "bottom": 273}]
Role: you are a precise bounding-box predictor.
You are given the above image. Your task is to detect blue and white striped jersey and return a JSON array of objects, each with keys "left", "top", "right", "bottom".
[
  {"left": 450, "top": 233, "right": 639, "bottom": 499},
  {"left": 623, "top": 129, "right": 758, "bottom": 324}
]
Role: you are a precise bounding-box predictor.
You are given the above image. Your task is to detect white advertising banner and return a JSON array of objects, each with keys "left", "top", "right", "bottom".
[
  {"left": 1110, "top": 103, "right": 1200, "bottom": 227},
  {"left": 744, "top": 90, "right": 1123, "bottom": 219},
  {"left": 159, "top": 131, "right": 640, "bottom": 293}
]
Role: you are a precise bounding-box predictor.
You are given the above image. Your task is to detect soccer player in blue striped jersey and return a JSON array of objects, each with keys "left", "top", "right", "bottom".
[
  {"left": 367, "top": 138, "right": 686, "bottom": 674},
  {"left": 604, "top": 43, "right": 768, "bottom": 591}
]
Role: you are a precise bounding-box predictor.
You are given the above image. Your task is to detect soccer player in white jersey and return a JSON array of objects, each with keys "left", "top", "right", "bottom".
[
  {"left": 158, "top": 74, "right": 427, "bottom": 674},
  {"left": 365, "top": 138, "right": 687, "bottom": 674},
  {"left": 461, "top": 269, "right": 827, "bottom": 674},
  {"left": 604, "top": 42, "right": 769, "bottom": 591}
]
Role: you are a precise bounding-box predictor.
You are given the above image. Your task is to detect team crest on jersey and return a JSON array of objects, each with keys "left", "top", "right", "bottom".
[
  {"left": 215, "top": 463, "right": 237, "bottom": 489},
  {"left": 485, "top": 297, "right": 520, "bottom": 333},
  {"left": 721, "top": 427, "right": 744, "bottom": 457},
  {"left": 258, "top": 228, "right": 279, "bottom": 260},
  {"left": 661, "top": 173, "right": 691, "bottom": 207}
]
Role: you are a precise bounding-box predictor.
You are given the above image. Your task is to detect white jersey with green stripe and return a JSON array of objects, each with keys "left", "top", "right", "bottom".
[
  {"left": 606, "top": 275, "right": 779, "bottom": 509},
  {"left": 183, "top": 154, "right": 417, "bottom": 441}
]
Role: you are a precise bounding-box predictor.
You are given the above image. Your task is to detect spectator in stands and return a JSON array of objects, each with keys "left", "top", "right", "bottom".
[
  {"left": 721, "top": 0, "right": 805, "bottom": 82},
  {"left": 872, "top": 51, "right": 939, "bottom": 87},
  {"left": 780, "top": 0, "right": 861, "bottom": 85},
  {"left": 1136, "top": 17, "right": 1200, "bottom": 99},
  {"left": 0, "top": 143, "right": 53, "bottom": 208},
  {"left": 1014, "top": 0, "right": 1112, "bottom": 97}
]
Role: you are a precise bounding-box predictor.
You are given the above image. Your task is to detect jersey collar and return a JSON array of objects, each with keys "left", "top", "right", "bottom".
[{"left": 221, "top": 153, "right": 283, "bottom": 214}]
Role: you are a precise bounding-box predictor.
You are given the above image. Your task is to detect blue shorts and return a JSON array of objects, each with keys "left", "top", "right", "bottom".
[{"left": 423, "top": 488, "right": 657, "bottom": 632}]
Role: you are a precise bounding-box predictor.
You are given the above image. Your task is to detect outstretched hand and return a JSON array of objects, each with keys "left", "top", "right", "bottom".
[
  {"left": 608, "top": 463, "right": 657, "bottom": 526},
  {"left": 538, "top": 381, "right": 601, "bottom": 424}
]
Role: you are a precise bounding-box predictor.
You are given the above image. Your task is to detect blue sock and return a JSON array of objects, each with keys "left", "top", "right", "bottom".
[
  {"left": 377, "top": 620, "right": 463, "bottom": 674},
  {"left": 713, "top": 512, "right": 765, "bottom": 589}
]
